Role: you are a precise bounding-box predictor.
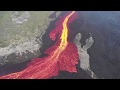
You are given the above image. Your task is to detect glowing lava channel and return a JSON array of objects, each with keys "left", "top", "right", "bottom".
[
  {"left": 0, "top": 11, "right": 79, "bottom": 79},
  {"left": 50, "top": 11, "right": 75, "bottom": 60}
]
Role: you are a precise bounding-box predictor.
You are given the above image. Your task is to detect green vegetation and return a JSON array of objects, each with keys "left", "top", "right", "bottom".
[{"left": 0, "top": 11, "right": 54, "bottom": 47}]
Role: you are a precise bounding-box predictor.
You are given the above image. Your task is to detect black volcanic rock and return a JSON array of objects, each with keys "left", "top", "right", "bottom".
[{"left": 70, "top": 11, "right": 120, "bottom": 79}]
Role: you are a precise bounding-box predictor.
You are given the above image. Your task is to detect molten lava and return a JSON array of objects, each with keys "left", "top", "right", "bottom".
[{"left": 0, "top": 11, "right": 79, "bottom": 79}]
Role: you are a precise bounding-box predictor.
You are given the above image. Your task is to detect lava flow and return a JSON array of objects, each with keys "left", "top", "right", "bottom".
[{"left": 0, "top": 11, "right": 79, "bottom": 79}]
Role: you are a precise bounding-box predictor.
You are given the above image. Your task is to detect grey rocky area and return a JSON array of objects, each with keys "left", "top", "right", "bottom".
[
  {"left": 0, "top": 11, "right": 61, "bottom": 66},
  {"left": 74, "top": 33, "right": 98, "bottom": 79}
]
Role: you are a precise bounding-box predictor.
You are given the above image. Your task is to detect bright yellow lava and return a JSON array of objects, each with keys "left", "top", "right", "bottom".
[
  {"left": 60, "top": 11, "right": 75, "bottom": 49},
  {"left": 50, "top": 11, "right": 76, "bottom": 59}
]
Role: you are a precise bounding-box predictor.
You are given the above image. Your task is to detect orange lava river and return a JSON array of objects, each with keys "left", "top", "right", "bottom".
[{"left": 0, "top": 11, "right": 79, "bottom": 79}]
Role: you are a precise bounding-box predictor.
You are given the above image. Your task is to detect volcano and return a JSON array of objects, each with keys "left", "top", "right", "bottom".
[{"left": 0, "top": 11, "right": 79, "bottom": 79}]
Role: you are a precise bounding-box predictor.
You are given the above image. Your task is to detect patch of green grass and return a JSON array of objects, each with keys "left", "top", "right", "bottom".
[
  {"left": 0, "top": 11, "right": 7, "bottom": 20},
  {"left": 0, "top": 40, "right": 9, "bottom": 47},
  {"left": 0, "top": 11, "right": 55, "bottom": 48}
]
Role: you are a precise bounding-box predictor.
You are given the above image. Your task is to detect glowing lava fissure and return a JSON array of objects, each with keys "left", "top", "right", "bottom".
[{"left": 0, "top": 11, "right": 79, "bottom": 79}]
